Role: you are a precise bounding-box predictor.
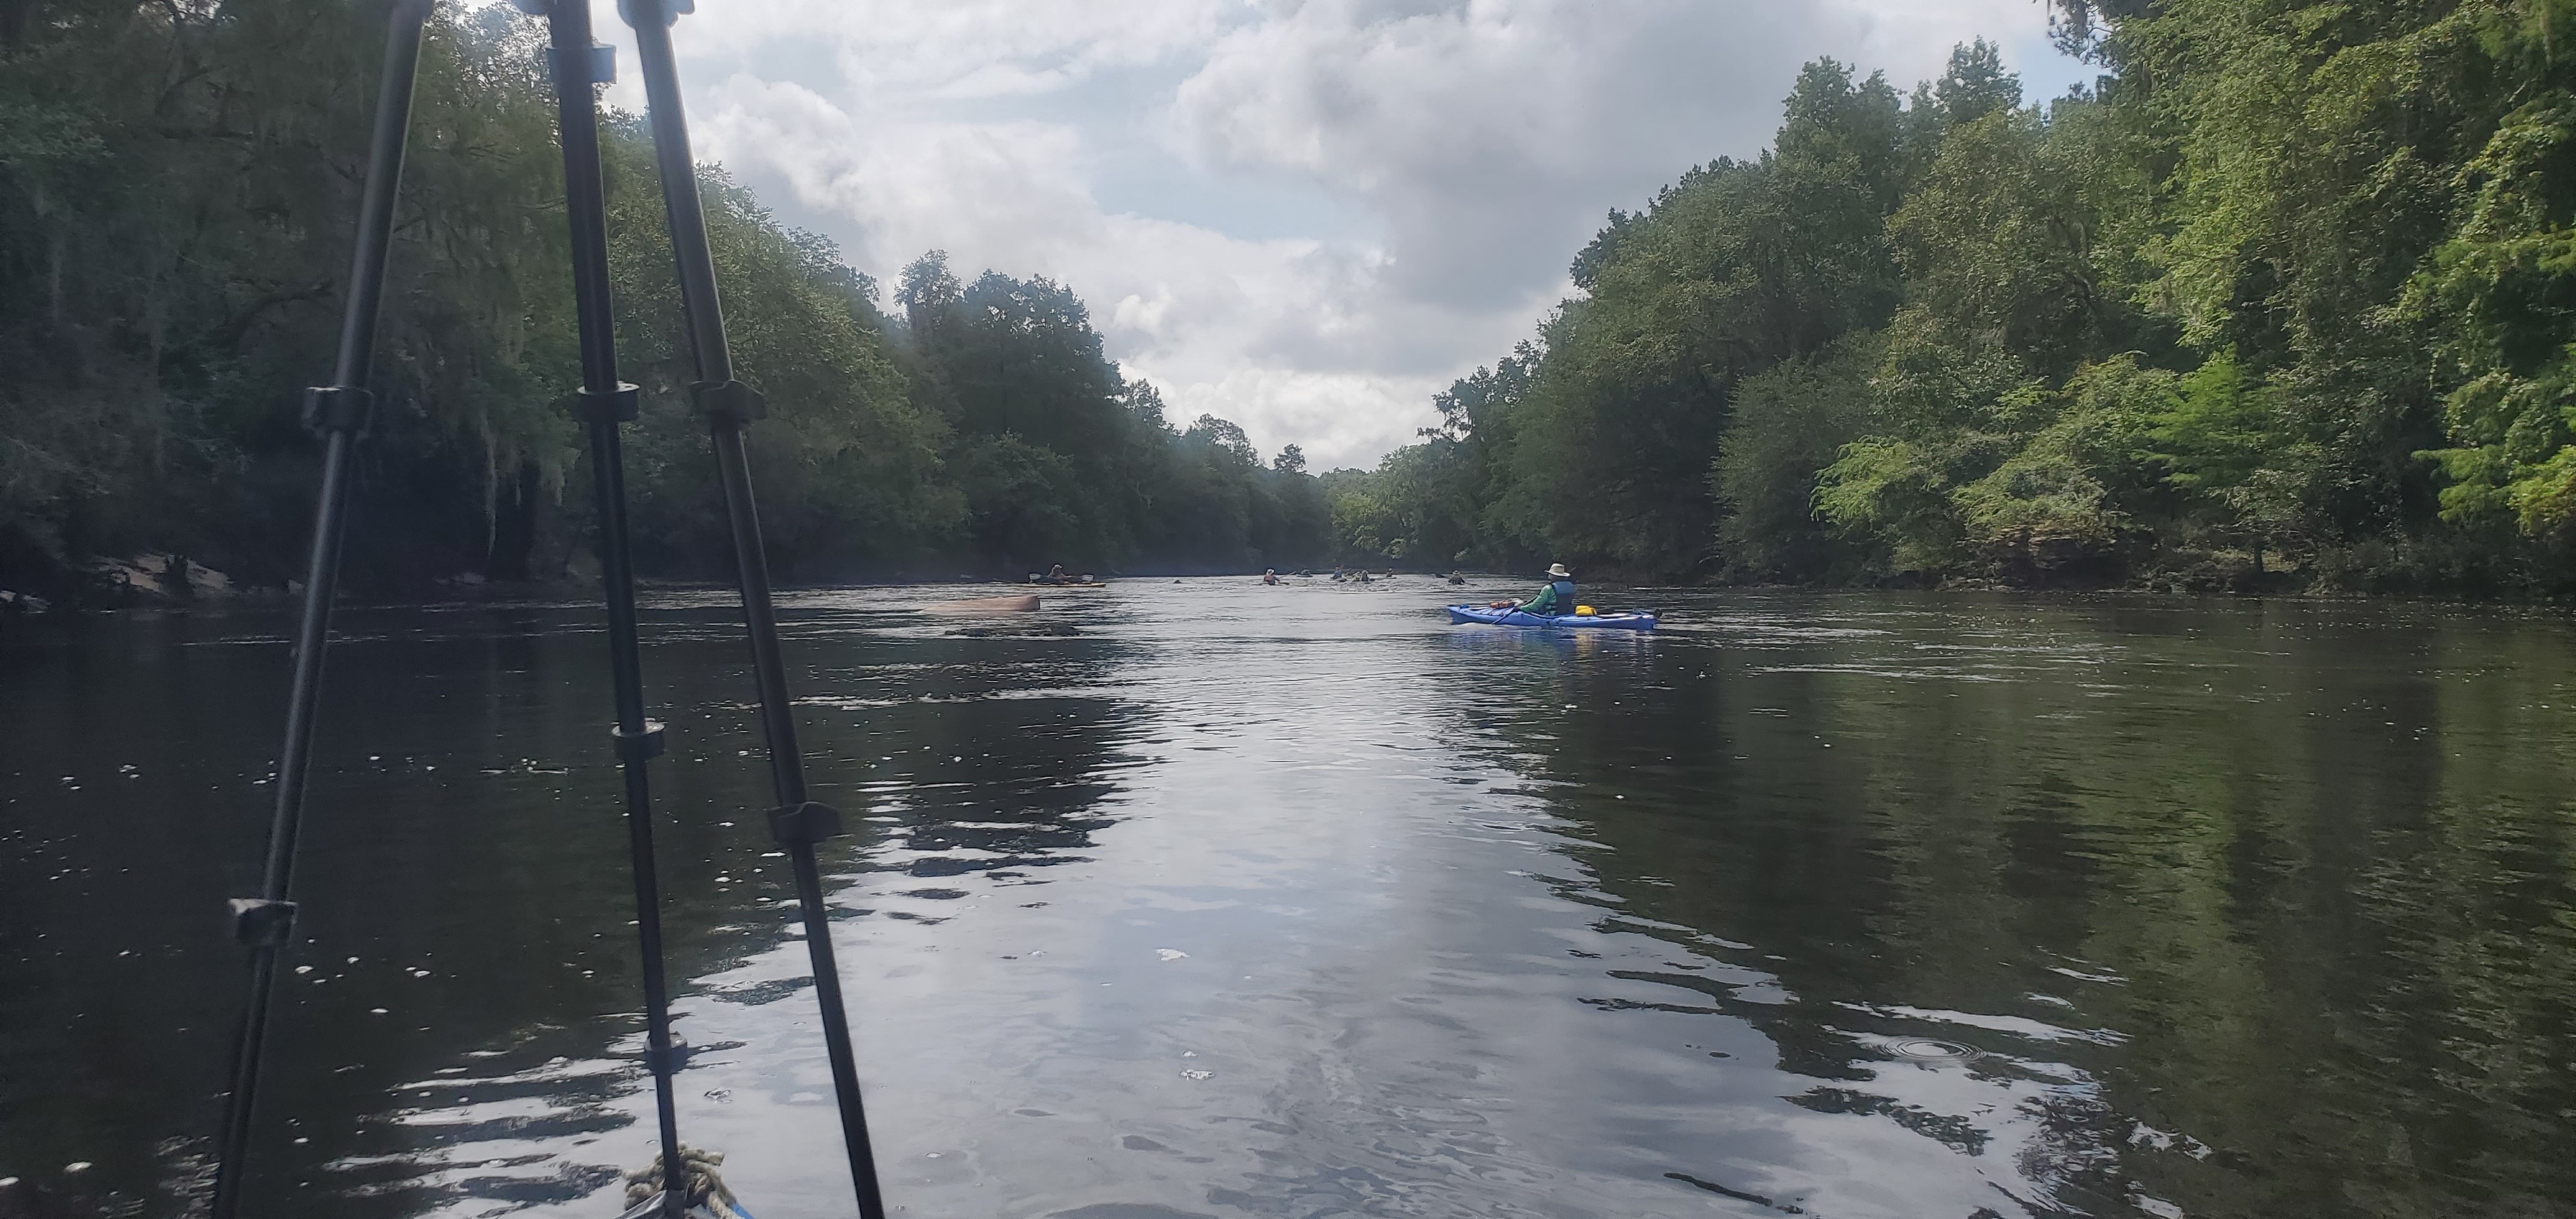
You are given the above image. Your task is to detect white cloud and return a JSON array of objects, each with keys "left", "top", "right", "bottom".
[
  {"left": 583, "top": 0, "right": 2077, "bottom": 470},
  {"left": 696, "top": 76, "right": 1102, "bottom": 271},
  {"left": 647, "top": 0, "right": 1227, "bottom": 100},
  {"left": 1144, "top": 365, "right": 1452, "bottom": 471}
]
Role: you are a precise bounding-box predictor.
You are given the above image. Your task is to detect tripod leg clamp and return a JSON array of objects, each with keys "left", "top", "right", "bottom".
[
  {"left": 547, "top": 42, "right": 617, "bottom": 88},
  {"left": 229, "top": 898, "right": 299, "bottom": 947},
  {"left": 640, "top": 1036, "right": 691, "bottom": 1075},
  {"left": 617, "top": 0, "right": 694, "bottom": 29},
  {"left": 689, "top": 379, "right": 765, "bottom": 425},
  {"left": 613, "top": 719, "right": 666, "bottom": 763},
  {"left": 768, "top": 801, "right": 844, "bottom": 846},
  {"left": 573, "top": 381, "right": 641, "bottom": 424},
  {"left": 301, "top": 385, "right": 373, "bottom": 435}
]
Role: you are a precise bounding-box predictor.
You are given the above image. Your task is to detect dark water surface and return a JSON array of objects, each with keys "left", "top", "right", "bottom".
[{"left": 6, "top": 581, "right": 2576, "bottom": 1218}]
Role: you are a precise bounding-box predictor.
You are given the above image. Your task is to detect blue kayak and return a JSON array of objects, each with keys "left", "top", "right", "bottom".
[{"left": 1447, "top": 604, "right": 1657, "bottom": 631}]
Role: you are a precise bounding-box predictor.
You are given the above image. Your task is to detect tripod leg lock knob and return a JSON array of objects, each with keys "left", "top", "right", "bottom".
[
  {"left": 548, "top": 42, "right": 617, "bottom": 88},
  {"left": 301, "top": 385, "right": 374, "bottom": 435},
  {"left": 767, "top": 801, "right": 844, "bottom": 846},
  {"left": 689, "top": 379, "right": 765, "bottom": 425},
  {"left": 229, "top": 898, "right": 300, "bottom": 947},
  {"left": 574, "top": 381, "right": 641, "bottom": 424},
  {"left": 613, "top": 719, "right": 666, "bottom": 763}
]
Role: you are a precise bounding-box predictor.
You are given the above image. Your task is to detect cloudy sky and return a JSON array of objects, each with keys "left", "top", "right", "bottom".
[{"left": 585, "top": 0, "right": 2084, "bottom": 471}]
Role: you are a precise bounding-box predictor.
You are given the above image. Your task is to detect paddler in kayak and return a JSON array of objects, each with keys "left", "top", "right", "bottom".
[
  {"left": 1493, "top": 563, "right": 1575, "bottom": 617},
  {"left": 1262, "top": 568, "right": 1279, "bottom": 585}
]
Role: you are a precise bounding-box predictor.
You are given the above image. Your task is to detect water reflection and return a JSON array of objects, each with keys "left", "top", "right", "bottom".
[
  {"left": 3, "top": 586, "right": 2574, "bottom": 1218},
  {"left": 1449, "top": 594, "right": 2576, "bottom": 1218}
]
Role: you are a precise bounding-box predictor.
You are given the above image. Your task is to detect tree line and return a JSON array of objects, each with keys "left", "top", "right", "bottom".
[
  {"left": 0, "top": 1, "right": 1330, "bottom": 602},
  {"left": 1324, "top": 0, "right": 2576, "bottom": 594},
  {"left": 16, "top": 1, "right": 2573, "bottom": 601}
]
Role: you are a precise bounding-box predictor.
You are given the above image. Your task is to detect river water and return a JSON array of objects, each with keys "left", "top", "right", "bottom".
[{"left": 5, "top": 580, "right": 2576, "bottom": 1218}]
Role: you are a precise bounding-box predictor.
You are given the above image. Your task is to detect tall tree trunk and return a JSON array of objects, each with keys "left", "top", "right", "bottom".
[{"left": 484, "top": 457, "right": 542, "bottom": 581}]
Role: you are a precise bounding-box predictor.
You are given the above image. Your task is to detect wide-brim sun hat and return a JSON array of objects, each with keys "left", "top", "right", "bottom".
[{"left": 1547, "top": 563, "right": 1571, "bottom": 577}]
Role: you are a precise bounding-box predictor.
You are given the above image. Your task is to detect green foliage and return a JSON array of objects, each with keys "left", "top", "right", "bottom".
[
  {"left": 1814, "top": 437, "right": 1966, "bottom": 574},
  {"left": 606, "top": 158, "right": 960, "bottom": 576},
  {"left": 0, "top": 1, "right": 586, "bottom": 584},
  {"left": 1342, "top": 4, "right": 2576, "bottom": 594},
  {"left": 1322, "top": 442, "right": 1480, "bottom": 565},
  {"left": 1711, "top": 337, "right": 1881, "bottom": 580},
  {"left": 0, "top": 4, "right": 1324, "bottom": 595},
  {"left": 2410, "top": 84, "right": 2576, "bottom": 539},
  {"left": 23, "top": 0, "right": 2576, "bottom": 596},
  {"left": 891, "top": 252, "right": 1330, "bottom": 573},
  {"left": 2136, "top": 351, "right": 2310, "bottom": 561},
  {"left": 1953, "top": 358, "right": 2165, "bottom": 577},
  {"left": 1477, "top": 58, "right": 1912, "bottom": 578}
]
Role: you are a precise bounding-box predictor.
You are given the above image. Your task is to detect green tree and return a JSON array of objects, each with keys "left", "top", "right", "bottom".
[
  {"left": 0, "top": 4, "right": 1336, "bottom": 599},
  {"left": 1711, "top": 337, "right": 1882, "bottom": 581},
  {"left": 1490, "top": 59, "right": 1907, "bottom": 576}
]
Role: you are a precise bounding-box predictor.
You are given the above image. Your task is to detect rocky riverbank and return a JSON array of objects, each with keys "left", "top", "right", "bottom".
[{"left": 0, "top": 551, "right": 272, "bottom": 615}]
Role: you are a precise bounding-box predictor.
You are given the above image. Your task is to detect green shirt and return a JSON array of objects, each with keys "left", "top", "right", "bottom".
[{"left": 1519, "top": 580, "right": 1574, "bottom": 615}]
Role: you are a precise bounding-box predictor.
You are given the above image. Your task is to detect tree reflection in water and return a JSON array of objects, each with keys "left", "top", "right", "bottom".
[{"left": 4, "top": 585, "right": 2572, "bottom": 1218}]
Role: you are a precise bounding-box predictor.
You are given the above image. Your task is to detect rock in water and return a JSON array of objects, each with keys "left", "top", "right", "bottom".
[
  {"left": 927, "top": 594, "right": 1041, "bottom": 615},
  {"left": 950, "top": 622, "right": 1079, "bottom": 638}
]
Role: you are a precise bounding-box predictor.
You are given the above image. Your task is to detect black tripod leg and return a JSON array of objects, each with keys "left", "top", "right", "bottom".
[
  {"left": 524, "top": 1, "right": 687, "bottom": 1213},
  {"left": 616, "top": 1, "right": 887, "bottom": 1214},
  {"left": 209, "top": 3, "right": 432, "bottom": 1216}
]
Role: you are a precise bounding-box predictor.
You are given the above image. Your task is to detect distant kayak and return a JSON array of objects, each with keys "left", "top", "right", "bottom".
[{"left": 1446, "top": 604, "right": 1657, "bottom": 631}]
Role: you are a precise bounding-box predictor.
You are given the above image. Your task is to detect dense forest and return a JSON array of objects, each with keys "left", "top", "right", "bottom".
[
  {"left": 0, "top": 1, "right": 1329, "bottom": 602},
  {"left": 10, "top": 1, "right": 2576, "bottom": 602},
  {"left": 1329, "top": 0, "right": 2576, "bottom": 594}
]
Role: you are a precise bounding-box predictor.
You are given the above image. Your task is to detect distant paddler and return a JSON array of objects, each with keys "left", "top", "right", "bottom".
[{"left": 1262, "top": 569, "right": 1279, "bottom": 585}]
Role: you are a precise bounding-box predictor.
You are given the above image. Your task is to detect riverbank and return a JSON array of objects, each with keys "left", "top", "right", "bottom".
[{"left": 6, "top": 556, "right": 2562, "bottom": 619}]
